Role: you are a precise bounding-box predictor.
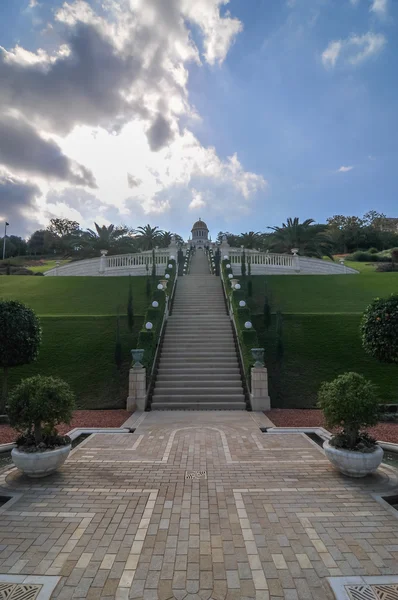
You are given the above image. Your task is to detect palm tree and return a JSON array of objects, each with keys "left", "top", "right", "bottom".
[
  {"left": 81, "top": 223, "right": 135, "bottom": 256},
  {"left": 268, "top": 217, "right": 334, "bottom": 259},
  {"left": 158, "top": 231, "right": 172, "bottom": 248},
  {"left": 134, "top": 224, "right": 163, "bottom": 250},
  {"left": 240, "top": 231, "right": 261, "bottom": 249}
]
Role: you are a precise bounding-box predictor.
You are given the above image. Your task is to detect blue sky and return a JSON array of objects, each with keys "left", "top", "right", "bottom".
[{"left": 0, "top": 0, "right": 397, "bottom": 240}]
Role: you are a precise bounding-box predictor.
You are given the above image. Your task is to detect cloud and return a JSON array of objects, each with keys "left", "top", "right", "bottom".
[
  {"left": 322, "top": 32, "right": 386, "bottom": 68},
  {"left": 337, "top": 165, "right": 354, "bottom": 172},
  {"left": 147, "top": 115, "right": 174, "bottom": 152},
  {"left": 0, "top": 115, "right": 96, "bottom": 187},
  {"left": 189, "top": 190, "right": 206, "bottom": 211},
  {"left": 370, "top": 0, "right": 388, "bottom": 16},
  {"left": 0, "top": 172, "right": 41, "bottom": 235},
  {"left": 0, "top": 0, "right": 266, "bottom": 236},
  {"left": 127, "top": 173, "right": 142, "bottom": 189}
]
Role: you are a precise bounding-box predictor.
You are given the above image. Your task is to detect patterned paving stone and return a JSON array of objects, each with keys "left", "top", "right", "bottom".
[{"left": 0, "top": 411, "right": 398, "bottom": 599}]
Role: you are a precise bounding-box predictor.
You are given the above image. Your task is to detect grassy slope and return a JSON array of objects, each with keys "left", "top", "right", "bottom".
[
  {"left": 5, "top": 317, "right": 143, "bottom": 409},
  {"left": 0, "top": 276, "right": 151, "bottom": 315},
  {"left": 0, "top": 276, "right": 153, "bottom": 408},
  {"left": 250, "top": 272, "right": 398, "bottom": 314},
  {"left": 250, "top": 273, "right": 398, "bottom": 408}
]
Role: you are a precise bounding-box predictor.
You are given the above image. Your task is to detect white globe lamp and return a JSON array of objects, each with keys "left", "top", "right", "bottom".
[
  {"left": 165, "top": 273, "right": 170, "bottom": 279},
  {"left": 157, "top": 283, "right": 163, "bottom": 290},
  {"left": 234, "top": 283, "right": 241, "bottom": 290},
  {"left": 152, "top": 301, "right": 159, "bottom": 308},
  {"left": 244, "top": 321, "right": 252, "bottom": 329},
  {"left": 145, "top": 322, "right": 153, "bottom": 330},
  {"left": 170, "top": 255, "right": 175, "bottom": 260},
  {"left": 239, "top": 300, "right": 246, "bottom": 307},
  {"left": 226, "top": 264, "right": 231, "bottom": 269},
  {"left": 224, "top": 255, "right": 229, "bottom": 260},
  {"left": 228, "top": 274, "right": 233, "bottom": 279},
  {"left": 168, "top": 263, "right": 173, "bottom": 268}
]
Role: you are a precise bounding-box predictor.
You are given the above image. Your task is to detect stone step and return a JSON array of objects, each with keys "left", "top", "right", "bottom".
[
  {"left": 157, "top": 367, "right": 240, "bottom": 375},
  {"left": 156, "top": 373, "right": 241, "bottom": 381},
  {"left": 155, "top": 380, "right": 243, "bottom": 389},
  {"left": 151, "top": 402, "right": 246, "bottom": 410},
  {"left": 159, "top": 359, "right": 239, "bottom": 365},
  {"left": 151, "top": 393, "right": 245, "bottom": 402}
]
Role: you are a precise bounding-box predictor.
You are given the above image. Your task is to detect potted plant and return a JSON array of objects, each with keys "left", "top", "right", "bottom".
[
  {"left": 318, "top": 371, "right": 383, "bottom": 477},
  {"left": 9, "top": 375, "right": 75, "bottom": 478}
]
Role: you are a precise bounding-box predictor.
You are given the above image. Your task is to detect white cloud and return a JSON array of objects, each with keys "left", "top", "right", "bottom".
[
  {"left": 189, "top": 190, "right": 206, "bottom": 211},
  {"left": 0, "top": 0, "right": 267, "bottom": 235},
  {"left": 337, "top": 165, "right": 354, "bottom": 172},
  {"left": 322, "top": 32, "right": 386, "bottom": 68},
  {"left": 370, "top": 0, "right": 388, "bottom": 16},
  {"left": 321, "top": 41, "right": 342, "bottom": 68},
  {"left": 350, "top": 0, "right": 360, "bottom": 5}
]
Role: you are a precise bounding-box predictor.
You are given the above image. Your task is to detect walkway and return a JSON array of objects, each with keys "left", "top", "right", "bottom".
[{"left": 1, "top": 411, "right": 398, "bottom": 600}]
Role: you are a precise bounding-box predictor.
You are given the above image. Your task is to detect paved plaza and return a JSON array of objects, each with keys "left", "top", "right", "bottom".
[{"left": 0, "top": 411, "right": 398, "bottom": 600}]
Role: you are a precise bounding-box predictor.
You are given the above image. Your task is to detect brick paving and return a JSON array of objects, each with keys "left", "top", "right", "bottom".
[{"left": 0, "top": 410, "right": 398, "bottom": 599}]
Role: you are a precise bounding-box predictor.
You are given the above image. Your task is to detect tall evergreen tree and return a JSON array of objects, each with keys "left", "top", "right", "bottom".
[
  {"left": 127, "top": 277, "right": 134, "bottom": 333},
  {"left": 114, "top": 316, "right": 122, "bottom": 370}
]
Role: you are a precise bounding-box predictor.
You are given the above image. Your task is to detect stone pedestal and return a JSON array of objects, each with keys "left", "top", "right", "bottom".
[
  {"left": 127, "top": 367, "right": 147, "bottom": 411},
  {"left": 250, "top": 366, "right": 270, "bottom": 411}
]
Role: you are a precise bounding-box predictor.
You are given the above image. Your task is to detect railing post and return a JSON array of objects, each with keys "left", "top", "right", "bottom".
[
  {"left": 127, "top": 366, "right": 147, "bottom": 411},
  {"left": 250, "top": 349, "right": 270, "bottom": 410},
  {"left": 99, "top": 249, "right": 108, "bottom": 275}
]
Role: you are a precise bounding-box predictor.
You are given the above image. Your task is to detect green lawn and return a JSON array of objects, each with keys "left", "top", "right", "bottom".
[
  {"left": 0, "top": 276, "right": 154, "bottom": 409},
  {"left": 248, "top": 272, "right": 398, "bottom": 407},
  {"left": 255, "top": 314, "right": 398, "bottom": 408},
  {"left": 0, "top": 276, "right": 152, "bottom": 315},
  {"left": 250, "top": 272, "right": 398, "bottom": 314},
  {"left": 3, "top": 316, "right": 143, "bottom": 409}
]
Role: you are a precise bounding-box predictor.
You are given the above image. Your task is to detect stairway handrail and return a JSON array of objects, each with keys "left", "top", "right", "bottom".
[
  {"left": 146, "top": 269, "right": 178, "bottom": 410},
  {"left": 220, "top": 271, "right": 251, "bottom": 411}
]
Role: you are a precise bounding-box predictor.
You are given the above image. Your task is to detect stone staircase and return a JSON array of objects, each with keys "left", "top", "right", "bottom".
[{"left": 151, "top": 250, "right": 247, "bottom": 410}]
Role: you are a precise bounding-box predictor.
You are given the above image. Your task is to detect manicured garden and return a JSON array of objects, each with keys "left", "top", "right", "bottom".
[
  {"left": 0, "top": 276, "right": 153, "bottom": 409},
  {"left": 249, "top": 273, "right": 398, "bottom": 408}
]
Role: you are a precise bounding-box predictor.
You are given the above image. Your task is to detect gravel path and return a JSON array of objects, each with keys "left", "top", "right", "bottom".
[
  {"left": 267, "top": 409, "right": 398, "bottom": 444},
  {"left": 0, "top": 409, "right": 132, "bottom": 444}
]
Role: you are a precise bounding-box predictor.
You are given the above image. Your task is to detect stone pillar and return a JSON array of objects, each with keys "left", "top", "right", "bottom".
[
  {"left": 99, "top": 249, "right": 108, "bottom": 275},
  {"left": 291, "top": 248, "right": 300, "bottom": 273},
  {"left": 168, "top": 235, "right": 178, "bottom": 261},
  {"left": 220, "top": 234, "right": 230, "bottom": 258},
  {"left": 250, "top": 366, "right": 271, "bottom": 411},
  {"left": 127, "top": 367, "right": 147, "bottom": 411}
]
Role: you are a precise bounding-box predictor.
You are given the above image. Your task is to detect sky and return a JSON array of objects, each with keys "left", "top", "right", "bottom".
[{"left": 0, "top": 0, "right": 397, "bottom": 242}]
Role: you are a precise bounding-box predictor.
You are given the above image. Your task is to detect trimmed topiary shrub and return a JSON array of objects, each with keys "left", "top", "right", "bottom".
[
  {"left": 0, "top": 300, "right": 42, "bottom": 413},
  {"left": 8, "top": 375, "right": 75, "bottom": 449},
  {"left": 318, "top": 371, "right": 379, "bottom": 451},
  {"left": 361, "top": 294, "right": 398, "bottom": 363}
]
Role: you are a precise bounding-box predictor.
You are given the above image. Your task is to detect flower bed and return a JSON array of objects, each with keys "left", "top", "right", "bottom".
[
  {"left": 0, "top": 409, "right": 131, "bottom": 445},
  {"left": 266, "top": 409, "right": 398, "bottom": 443}
]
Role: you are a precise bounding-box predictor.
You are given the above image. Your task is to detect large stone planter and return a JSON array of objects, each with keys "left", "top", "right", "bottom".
[
  {"left": 11, "top": 445, "right": 71, "bottom": 478},
  {"left": 323, "top": 440, "right": 383, "bottom": 478}
]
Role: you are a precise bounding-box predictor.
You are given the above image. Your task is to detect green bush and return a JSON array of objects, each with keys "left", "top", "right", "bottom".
[
  {"left": 351, "top": 251, "right": 379, "bottom": 262},
  {"left": 8, "top": 375, "right": 75, "bottom": 448},
  {"left": 318, "top": 371, "right": 379, "bottom": 450},
  {"left": 361, "top": 294, "right": 398, "bottom": 363},
  {"left": 0, "top": 300, "right": 42, "bottom": 412}
]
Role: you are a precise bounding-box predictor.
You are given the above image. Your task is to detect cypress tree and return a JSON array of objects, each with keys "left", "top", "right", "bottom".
[
  {"left": 127, "top": 276, "right": 134, "bottom": 333},
  {"left": 114, "top": 316, "right": 122, "bottom": 370}
]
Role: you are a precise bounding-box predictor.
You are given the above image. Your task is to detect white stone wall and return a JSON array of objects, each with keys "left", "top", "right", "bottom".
[
  {"left": 45, "top": 258, "right": 167, "bottom": 277},
  {"left": 231, "top": 256, "right": 358, "bottom": 275}
]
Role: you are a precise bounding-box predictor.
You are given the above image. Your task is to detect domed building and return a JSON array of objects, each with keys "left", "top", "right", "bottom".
[{"left": 190, "top": 218, "right": 209, "bottom": 248}]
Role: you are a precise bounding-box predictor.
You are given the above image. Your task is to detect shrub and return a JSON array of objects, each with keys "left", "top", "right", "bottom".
[
  {"left": 8, "top": 375, "right": 75, "bottom": 448},
  {"left": 0, "top": 300, "right": 42, "bottom": 413},
  {"left": 317, "top": 372, "right": 379, "bottom": 450},
  {"left": 361, "top": 295, "right": 398, "bottom": 363},
  {"left": 351, "top": 251, "right": 379, "bottom": 262},
  {"left": 369, "top": 247, "right": 379, "bottom": 254},
  {"left": 375, "top": 262, "right": 398, "bottom": 272}
]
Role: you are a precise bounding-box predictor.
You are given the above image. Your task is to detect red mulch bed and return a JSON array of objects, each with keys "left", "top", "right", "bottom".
[
  {"left": 0, "top": 410, "right": 132, "bottom": 445},
  {"left": 266, "top": 409, "right": 398, "bottom": 444}
]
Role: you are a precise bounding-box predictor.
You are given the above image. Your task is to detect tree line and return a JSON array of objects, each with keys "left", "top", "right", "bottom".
[
  {"left": 1, "top": 220, "right": 184, "bottom": 259},
  {"left": 217, "top": 211, "right": 398, "bottom": 258}
]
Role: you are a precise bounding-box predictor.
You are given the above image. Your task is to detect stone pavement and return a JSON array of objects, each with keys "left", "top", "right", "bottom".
[{"left": 0, "top": 411, "right": 398, "bottom": 600}]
